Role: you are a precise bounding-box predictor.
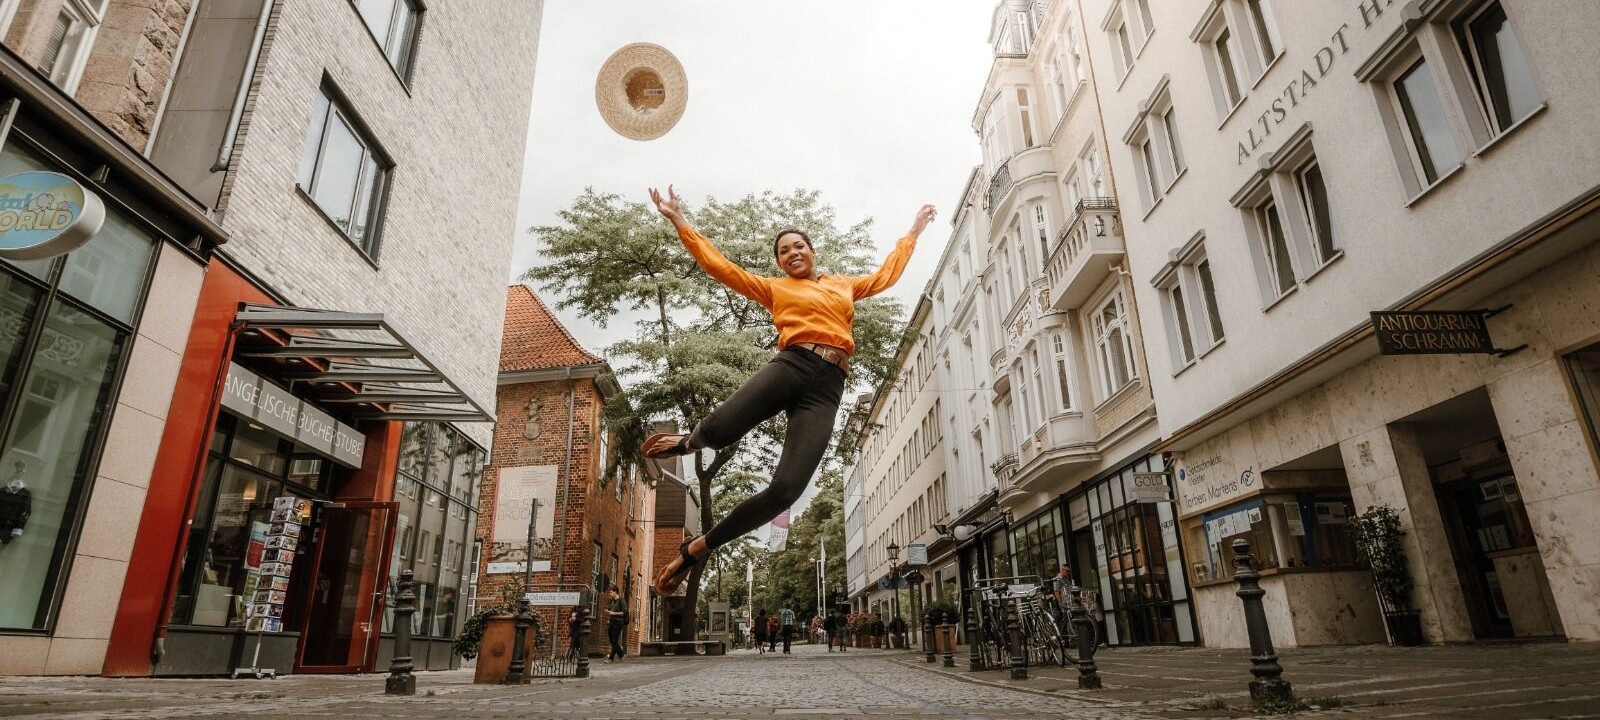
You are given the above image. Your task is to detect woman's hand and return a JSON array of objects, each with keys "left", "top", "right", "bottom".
[
  {"left": 649, "top": 185, "right": 686, "bottom": 225},
  {"left": 908, "top": 204, "right": 937, "bottom": 237}
]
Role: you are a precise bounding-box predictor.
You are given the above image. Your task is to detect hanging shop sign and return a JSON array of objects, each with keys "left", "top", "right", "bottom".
[
  {"left": 221, "top": 363, "right": 366, "bottom": 467},
  {"left": 1371, "top": 309, "right": 1525, "bottom": 356},
  {"left": 0, "top": 171, "right": 106, "bottom": 261},
  {"left": 1131, "top": 472, "right": 1174, "bottom": 503},
  {"left": 905, "top": 543, "right": 928, "bottom": 567}
]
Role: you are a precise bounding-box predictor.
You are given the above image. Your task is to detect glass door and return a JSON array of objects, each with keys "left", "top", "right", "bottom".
[{"left": 295, "top": 501, "right": 396, "bottom": 672}]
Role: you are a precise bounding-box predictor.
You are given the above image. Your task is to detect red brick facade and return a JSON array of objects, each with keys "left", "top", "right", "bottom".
[{"left": 474, "top": 286, "right": 652, "bottom": 655}]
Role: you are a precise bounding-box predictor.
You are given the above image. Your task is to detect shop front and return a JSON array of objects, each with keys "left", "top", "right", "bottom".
[
  {"left": 103, "top": 271, "right": 490, "bottom": 677},
  {"left": 1060, "top": 455, "right": 1197, "bottom": 646},
  {"left": 0, "top": 52, "right": 226, "bottom": 674}
]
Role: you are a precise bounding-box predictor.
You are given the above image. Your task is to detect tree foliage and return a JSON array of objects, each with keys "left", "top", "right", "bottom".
[{"left": 524, "top": 188, "right": 906, "bottom": 616}]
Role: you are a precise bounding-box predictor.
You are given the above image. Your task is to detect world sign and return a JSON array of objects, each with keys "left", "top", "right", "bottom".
[{"left": 0, "top": 171, "right": 105, "bottom": 261}]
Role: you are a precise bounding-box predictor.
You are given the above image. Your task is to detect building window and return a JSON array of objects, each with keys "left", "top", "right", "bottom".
[
  {"left": 298, "top": 86, "right": 391, "bottom": 257},
  {"left": 378, "top": 423, "right": 480, "bottom": 639},
  {"left": 23, "top": 0, "right": 106, "bottom": 92},
  {"left": 1211, "top": 27, "right": 1245, "bottom": 109},
  {"left": 1052, "top": 334, "right": 1073, "bottom": 411},
  {"left": 1081, "top": 143, "right": 1105, "bottom": 197},
  {"left": 1154, "top": 239, "right": 1225, "bottom": 370},
  {"left": 1127, "top": 91, "right": 1184, "bottom": 211},
  {"left": 1016, "top": 87, "right": 1035, "bottom": 148},
  {"left": 1033, "top": 204, "right": 1050, "bottom": 261},
  {"left": 354, "top": 0, "right": 422, "bottom": 80},
  {"left": 1245, "top": 0, "right": 1281, "bottom": 64},
  {"left": 1296, "top": 159, "right": 1339, "bottom": 265},
  {"left": 1090, "top": 289, "right": 1137, "bottom": 400},
  {"left": 1106, "top": 4, "right": 1136, "bottom": 78},
  {"left": 1254, "top": 200, "right": 1296, "bottom": 298},
  {"left": 1393, "top": 58, "right": 1461, "bottom": 186},
  {"left": 1457, "top": 2, "right": 1540, "bottom": 134}
]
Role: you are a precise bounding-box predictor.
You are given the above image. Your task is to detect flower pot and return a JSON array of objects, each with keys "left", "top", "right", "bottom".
[
  {"left": 935, "top": 625, "right": 957, "bottom": 653},
  {"left": 472, "top": 615, "right": 538, "bottom": 684},
  {"left": 1384, "top": 610, "right": 1424, "bottom": 646}
]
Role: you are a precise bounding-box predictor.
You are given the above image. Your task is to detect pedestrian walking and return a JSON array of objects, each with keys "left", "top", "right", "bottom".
[
  {"left": 767, "top": 614, "right": 780, "bottom": 652},
  {"left": 643, "top": 185, "right": 933, "bottom": 595},
  {"left": 822, "top": 611, "right": 837, "bottom": 652},
  {"left": 781, "top": 607, "right": 796, "bottom": 654},
  {"left": 754, "top": 609, "right": 769, "bottom": 655},
  {"left": 604, "top": 585, "right": 628, "bottom": 663}
]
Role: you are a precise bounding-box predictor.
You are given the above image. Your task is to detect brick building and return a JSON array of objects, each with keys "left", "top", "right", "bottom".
[{"left": 479, "top": 284, "right": 654, "bottom": 656}]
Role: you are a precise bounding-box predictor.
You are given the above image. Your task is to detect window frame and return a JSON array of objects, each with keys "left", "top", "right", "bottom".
[
  {"left": 296, "top": 81, "right": 394, "bottom": 263},
  {"left": 1153, "top": 236, "right": 1226, "bottom": 373},
  {"left": 1454, "top": 0, "right": 1542, "bottom": 136},
  {"left": 1089, "top": 287, "right": 1138, "bottom": 402},
  {"left": 350, "top": 0, "right": 425, "bottom": 85}
]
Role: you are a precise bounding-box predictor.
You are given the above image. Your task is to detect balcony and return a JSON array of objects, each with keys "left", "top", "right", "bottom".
[
  {"left": 1002, "top": 415, "right": 1100, "bottom": 510},
  {"left": 1045, "top": 198, "right": 1125, "bottom": 310},
  {"left": 989, "top": 346, "right": 1008, "bottom": 379},
  {"left": 983, "top": 159, "right": 1012, "bottom": 216},
  {"left": 990, "top": 452, "right": 1022, "bottom": 503}
]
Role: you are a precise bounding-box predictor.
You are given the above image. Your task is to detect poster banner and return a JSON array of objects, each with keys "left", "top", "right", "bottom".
[{"left": 488, "top": 465, "right": 558, "bottom": 574}]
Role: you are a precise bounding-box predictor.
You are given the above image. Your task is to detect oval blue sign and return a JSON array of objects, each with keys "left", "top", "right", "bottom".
[{"left": 0, "top": 171, "right": 106, "bottom": 261}]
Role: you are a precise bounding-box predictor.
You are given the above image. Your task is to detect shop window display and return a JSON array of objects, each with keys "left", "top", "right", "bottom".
[
  {"left": 382, "top": 422, "right": 480, "bottom": 640},
  {"left": 1183, "top": 493, "right": 1359, "bottom": 585},
  {"left": 1077, "top": 456, "right": 1196, "bottom": 645},
  {"left": 0, "top": 138, "right": 158, "bottom": 631}
]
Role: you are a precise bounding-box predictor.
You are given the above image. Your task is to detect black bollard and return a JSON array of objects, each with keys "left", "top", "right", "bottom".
[
  {"left": 1004, "top": 595, "right": 1027, "bottom": 680},
  {"left": 1232, "top": 539, "right": 1293, "bottom": 704},
  {"left": 385, "top": 570, "right": 416, "bottom": 695},
  {"left": 505, "top": 597, "right": 532, "bottom": 684},
  {"left": 576, "top": 602, "right": 592, "bottom": 678},
  {"left": 924, "top": 612, "right": 936, "bottom": 663},
  {"left": 1068, "top": 584, "right": 1101, "bottom": 690},
  {"left": 966, "top": 601, "right": 982, "bottom": 672}
]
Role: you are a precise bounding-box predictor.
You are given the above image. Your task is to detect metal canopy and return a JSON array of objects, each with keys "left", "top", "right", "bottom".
[{"left": 233, "top": 304, "right": 492, "bottom": 423}]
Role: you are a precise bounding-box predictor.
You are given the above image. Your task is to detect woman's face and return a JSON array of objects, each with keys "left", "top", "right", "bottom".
[{"left": 775, "top": 232, "right": 816, "bottom": 279}]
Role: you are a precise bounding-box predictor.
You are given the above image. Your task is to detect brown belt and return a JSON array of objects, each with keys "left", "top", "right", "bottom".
[{"left": 792, "top": 342, "right": 850, "bottom": 374}]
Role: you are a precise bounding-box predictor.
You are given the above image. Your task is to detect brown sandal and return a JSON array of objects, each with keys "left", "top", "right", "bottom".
[
  {"left": 654, "top": 535, "right": 701, "bottom": 595},
  {"left": 642, "top": 432, "right": 694, "bottom": 459}
]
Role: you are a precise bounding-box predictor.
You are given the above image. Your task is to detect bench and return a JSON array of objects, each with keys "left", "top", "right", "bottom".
[{"left": 639, "top": 640, "right": 726, "bottom": 656}]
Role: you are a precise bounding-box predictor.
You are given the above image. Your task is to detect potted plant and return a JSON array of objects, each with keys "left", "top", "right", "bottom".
[
  {"left": 888, "top": 615, "right": 908, "bottom": 648},
  {"left": 1351, "top": 504, "right": 1424, "bottom": 646},
  {"left": 870, "top": 616, "right": 886, "bottom": 648},
  {"left": 924, "top": 599, "right": 960, "bottom": 653},
  {"left": 846, "top": 612, "right": 873, "bottom": 647},
  {"left": 456, "top": 579, "right": 549, "bottom": 683}
]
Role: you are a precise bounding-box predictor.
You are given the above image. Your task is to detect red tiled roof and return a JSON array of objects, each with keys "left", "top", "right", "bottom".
[{"left": 500, "top": 284, "right": 604, "bottom": 372}]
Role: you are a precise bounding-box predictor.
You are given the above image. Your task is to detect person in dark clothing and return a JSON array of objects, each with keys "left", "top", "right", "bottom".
[
  {"left": 753, "top": 609, "right": 769, "bottom": 654},
  {"left": 767, "top": 614, "right": 780, "bottom": 652},
  {"left": 604, "top": 586, "right": 628, "bottom": 662},
  {"left": 822, "top": 612, "right": 838, "bottom": 652},
  {"left": 565, "top": 607, "right": 583, "bottom": 662}
]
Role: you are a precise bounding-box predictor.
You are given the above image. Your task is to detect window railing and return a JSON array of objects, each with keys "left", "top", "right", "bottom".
[{"left": 984, "top": 159, "right": 1014, "bottom": 215}]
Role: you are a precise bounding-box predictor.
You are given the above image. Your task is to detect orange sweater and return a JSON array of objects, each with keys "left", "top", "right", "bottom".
[{"left": 676, "top": 224, "right": 916, "bottom": 355}]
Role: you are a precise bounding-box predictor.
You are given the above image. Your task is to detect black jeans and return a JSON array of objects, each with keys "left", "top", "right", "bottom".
[
  {"left": 782, "top": 625, "right": 793, "bottom": 653},
  {"left": 694, "top": 348, "right": 847, "bottom": 550},
  {"left": 608, "top": 622, "right": 625, "bottom": 660}
]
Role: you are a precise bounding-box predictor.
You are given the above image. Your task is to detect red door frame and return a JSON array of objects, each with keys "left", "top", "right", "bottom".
[{"left": 293, "top": 500, "right": 398, "bottom": 674}]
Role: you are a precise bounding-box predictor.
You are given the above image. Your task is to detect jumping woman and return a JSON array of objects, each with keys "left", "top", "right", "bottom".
[{"left": 644, "top": 185, "right": 935, "bottom": 595}]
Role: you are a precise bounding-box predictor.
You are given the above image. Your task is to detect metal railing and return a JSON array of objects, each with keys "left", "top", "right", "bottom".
[
  {"left": 985, "top": 159, "right": 1014, "bottom": 215},
  {"left": 1046, "top": 197, "right": 1121, "bottom": 292}
]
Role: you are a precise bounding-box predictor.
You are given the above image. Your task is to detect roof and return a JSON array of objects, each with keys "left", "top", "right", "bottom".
[{"left": 500, "top": 284, "right": 604, "bottom": 372}]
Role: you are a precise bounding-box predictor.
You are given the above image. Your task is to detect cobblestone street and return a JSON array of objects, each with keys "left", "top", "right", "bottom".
[{"left": 0, "top": 644, "right": 1146, "bottom": 720}]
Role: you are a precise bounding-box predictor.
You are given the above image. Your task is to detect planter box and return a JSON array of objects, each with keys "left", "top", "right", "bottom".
[
  {"left": 473, "top": 616, "right": 540, "bottom": 684},
  {"left": 934, "top": 625, "right": 958, "bottom": 653}
]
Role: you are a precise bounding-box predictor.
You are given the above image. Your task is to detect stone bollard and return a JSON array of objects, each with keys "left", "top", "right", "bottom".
[
  {"left": 1232, "top": 539, "right": 1293, "bottom": 704},
  {"left": 385, "top": 570, "right": 416, "bottom": 695},
  {"left": 924, "top": 613, "right": 937, "bottom": 663},
  {"left": 966, "top": 601, "right": 983, "bottom": 672},
  {"left": 505, "top": 597, "right": 532, "bottom": 685},
  {"left": 576, "top": 602, "right": 592, "bottom": 678},
  {"left": 1004, "top": 595, "right": 1027, "bottom": 680},
  {"left": 1067, "top": 584, "right": 1101, "bottom": 690}
]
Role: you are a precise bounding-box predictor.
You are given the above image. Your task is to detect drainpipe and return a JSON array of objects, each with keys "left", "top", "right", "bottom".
[
  {"left": 211, "top": 0, "right": 276, "bottom": 172},
  {"left": 555, "top": 367, "right": 576, "bottom": 588}
]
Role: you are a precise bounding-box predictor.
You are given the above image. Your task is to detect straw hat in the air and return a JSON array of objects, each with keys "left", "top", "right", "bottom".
[{"left": 594, "top": 43, "right": 688, "bottom": 141}]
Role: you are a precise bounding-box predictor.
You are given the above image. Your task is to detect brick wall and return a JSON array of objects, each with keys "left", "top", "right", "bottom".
[{"left": 474, "top": 375, "right": 651, "bottom": 654}]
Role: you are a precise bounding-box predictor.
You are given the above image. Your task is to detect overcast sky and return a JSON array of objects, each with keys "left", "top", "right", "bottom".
[
  {"left": 510, "top": 1, "right": 994, "bottom": 349},
  {"left": 508, "top": 2, "right": 995, "bottom": 529}
]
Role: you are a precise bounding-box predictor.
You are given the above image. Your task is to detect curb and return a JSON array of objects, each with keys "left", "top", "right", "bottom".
[{"left": 891, "top": 658, "right": 1130, "bottom": 707}]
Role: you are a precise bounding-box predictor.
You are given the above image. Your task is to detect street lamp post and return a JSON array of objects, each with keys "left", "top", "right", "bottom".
[{"left": 886, "top": 541, "right": 901, "bottom": 646}]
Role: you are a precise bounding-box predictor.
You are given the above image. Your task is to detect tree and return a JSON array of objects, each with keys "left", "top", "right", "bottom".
[{"left": 525, "top": 187, "right": 906, "bottom": 622}]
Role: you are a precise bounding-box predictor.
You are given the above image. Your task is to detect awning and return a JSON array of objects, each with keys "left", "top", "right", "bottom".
[{"left": 232, "top": 304, "right": 492, "bottom": 423}]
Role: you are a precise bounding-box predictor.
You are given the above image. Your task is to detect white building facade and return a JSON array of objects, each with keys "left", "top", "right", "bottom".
[{"left": 1080, "top": 0, "right": 1600, "bottom": 647}]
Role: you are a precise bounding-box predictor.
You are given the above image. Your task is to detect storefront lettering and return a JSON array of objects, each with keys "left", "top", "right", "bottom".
[
  {"left": 223, "top": 363, "right": 365, "bottom": 468},
  {"left": 0, "top": 171, "right": 106, "bottom": 261},
  {"left": 1234, "top": 0, "right": 1413, "bottom": 165},
  {"left": 1372, "top": 311, "right": 1501, "bottom": 355}
]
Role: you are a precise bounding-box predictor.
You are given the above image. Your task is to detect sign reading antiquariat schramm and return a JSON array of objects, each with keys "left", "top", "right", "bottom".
[{"left": 1371, "top": 310, "right": 1497, "bottom": 355}]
